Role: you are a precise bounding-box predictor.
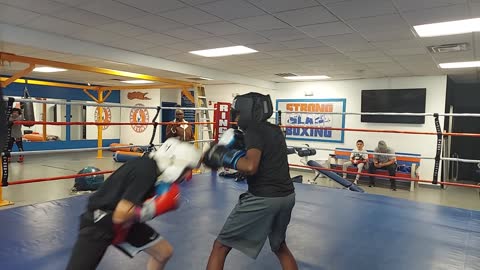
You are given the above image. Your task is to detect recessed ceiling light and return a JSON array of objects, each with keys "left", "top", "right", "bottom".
[
  {"left": 33, "top": 67, "right": 67, "bottom": 73},
  {"left": 189, "top": 46, "right": 257, "bottom": 57},
  {"left": 439, "top": 61, "right": 480, "bottom": 69},
  {"left": 414, "top": 18, "right": 480, "bottom": 37},
  {"left": 284, "top": 75, "right": 331, "bottom": 80},
  {"left": 121, "top": 80, "right": 155, "bottom": 84}
]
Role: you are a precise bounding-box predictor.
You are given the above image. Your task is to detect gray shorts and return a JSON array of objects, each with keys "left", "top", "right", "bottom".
[{"left": 217, "top": 192, "right": 295, "bottom": 259}]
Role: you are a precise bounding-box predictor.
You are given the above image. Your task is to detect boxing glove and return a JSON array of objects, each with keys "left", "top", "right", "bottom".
[
  {"left": 203, "top": 144, "right": 246, "bottom": 170},
  {"left": 218, "top": 128, "right": 245, "bottom": 150},
  {"left": 112, "top": 222, "right": 133, "bottom": 245},
  {"left": 134, "top": 183, "right": 180, "bottom": 223}
]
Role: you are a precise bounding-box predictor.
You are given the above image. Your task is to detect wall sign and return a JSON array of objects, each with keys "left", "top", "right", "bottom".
[
  {"left": 127, "top": 91, "right": 151, "bottom": 100},
  {"left": 276, "top": 98, "right": 346, "bottom": 143},
  {"left": 130, "top": 104, "right": 150, "bottom": 133},
  {"left": 94, "top": 107, "right": 112, "bottom": 130}
]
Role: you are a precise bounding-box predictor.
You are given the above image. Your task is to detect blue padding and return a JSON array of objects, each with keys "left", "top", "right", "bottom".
[
  {"left": 307, "top": 160, "right": 365, "bottom": 193},
  {"left": 0, "top": 174, "right": 479, "bottom": 270},
  {"left": 10, "top": 139, "right": 120, "bottom": 152},
  {"left": 113, "top": 152, "right": 141, "bottom": 162}
]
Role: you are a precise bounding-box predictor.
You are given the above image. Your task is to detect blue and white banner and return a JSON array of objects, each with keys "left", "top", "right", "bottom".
[{"left": 276, "top": 99, "right": 346, "bottom": 143}]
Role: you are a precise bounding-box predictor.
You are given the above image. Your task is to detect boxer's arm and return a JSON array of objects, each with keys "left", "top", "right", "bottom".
[
  {"left": 235, "top": 148, "right": 261, "bottom": 175},
  {"left": 112, "top": 199, "right": 137, "bottom": 224}
]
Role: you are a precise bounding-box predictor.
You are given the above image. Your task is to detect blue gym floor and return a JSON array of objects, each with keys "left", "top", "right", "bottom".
[{"left": 1, "top": 173, "right": 479, "bottom": 270}]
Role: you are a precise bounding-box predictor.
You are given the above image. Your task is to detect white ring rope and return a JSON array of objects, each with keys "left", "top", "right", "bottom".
[
  {"left": 4, "top": 97, "right": 215, "bottom": 111},
  {"left": 287, "top": 145, "right": 480, "bottom": 164}
]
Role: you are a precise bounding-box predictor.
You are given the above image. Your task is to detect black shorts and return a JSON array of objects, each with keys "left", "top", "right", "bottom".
[{"left": 65, "top": 210, "right": 163, "bottom": 270}]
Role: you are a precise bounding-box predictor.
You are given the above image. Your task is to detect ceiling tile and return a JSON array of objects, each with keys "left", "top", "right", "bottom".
[
  {"left": 361, "top": 30, "right": 416, "bottom": 42},
  {"left": 51, "top": 0, "right": 92, "bottom": 6},
  {"left": 343, "top": 50, "right": 388, "bottom": 58},
  {"left": 126, "top": 15, "right": 186, "bottom": 32},
  {"left": 22, "top": 16, "right": 89, "bottom": 36},
  {"left": 197, "top": 0, "right": 265, "bottom": 20},
  {"left": 163, "top": 41, "right": 207, "bottom": 52},
  {"left": 135, "top": 33, "right": 184, "bottom": 45},
  {"left": 372, "top": 39, "right": 423, "bottom": 49},
  {"left": 298, "top": 46, "right": 339, "bottom": 55},
  {"left": 325, "top": 0, "right": 397, "bottom": 20},
  {"left": 266, "top": 49, "right": 304, "bottom": 57},
  {"left": 299, "top": 21, "right": 354, "bottom": 37},
  {"left": 0, "top": 0, "right": 68, "bottom": 15},
  {"left": 53, "top": 7, "right": 115, "bottom": 27},
  {"left": 222, "top": 32, "right": 270, "bottom": 44},
  {"left": 274, "top": 6, "right": 337, "bottom": 26},
  {"left": 318, "top": 33, "right": 373, "bottom": 52},
  {"left": 384, "top": 48, "right": 428, "bottom": 56},
  {"left": 392, "top": 0, "right": 466, "bottom": 12},
  {"left": 164, "top": 53, "right": 205, "bottom": 63},
  {"left": 159, "top": 7, "right": 222, "bottom": 25},
  {"left": 164, "top": 27, "right": 215, "bottom": 40},
  {"left": 354, "top": 56, "right": 394, "bottom": 64},
  {"left": 248, "top": 0, "right": 319, "bottom": 13},
  {"left": 140, "top": 46, "right": 183, "bottom": 58},
  {"left": 232, "top": 15, "right": 289, "bottom": 31},
  {"left": 402, "top": 4, "right": 467, "bottom": 26},
  {"left": 194, "top": 21, "right": 247, "bottom": 35},
  {"left": 107, "top": 39, "right": 157, "bottom": 51},
  {"left": 347, "top": 14, "right": 410, "bottom": 34},
  {"left": 194, "top": 37, "right": 236, "bottom": 48},
  {"left": 392, "top": 54, "right": 435, "bottom": 63},
  {"left": 0, "top": 4, "right": 40, "bottom": 25},
  {"left": 0, "top": 42, "right": 39, "bottom": 55},
  {"left": 115, "top": 0, "right": 186, "bottom": 13},
  {"left": 431, "top": 50, "right": 474, "bottom": 62},
  {"left": 258, "top": 28, "right": 308, "bottom": 41},
  {"left": 181, "top": 0, "right": 218, "bottom": 5},
  {"left": 97, "top": 22, "right": 153, "bottom": 37},
  {"left": 280, "top": 38, "right": 323, "bottom": 49},
  {"left": 247, "top": 42, "right": 288, "bottom": 52},
  {"left": 69, "top": 28, "right": 124, "bottom": 44},
  {"left": 80, "top": 0, "right": 149, "bottom": 20}
]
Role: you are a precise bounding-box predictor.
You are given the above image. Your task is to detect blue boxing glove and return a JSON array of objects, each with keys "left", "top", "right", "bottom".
[
  {"left": 203, "top": 144, "right": 246, "bottom": 170},
  {"left": 218, "top": 128, "right": 245, "bottom": 150}
]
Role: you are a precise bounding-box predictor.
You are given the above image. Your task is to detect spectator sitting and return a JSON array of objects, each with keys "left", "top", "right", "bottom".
[
  {"left": 166, "top": 109, "right": 194, "bottom": 142},
  {"left": 368, "top": 140, "right": 397, "bottom": 191},
  {"left": 342, "top": 139, "right": 368, "bottom": 184}
]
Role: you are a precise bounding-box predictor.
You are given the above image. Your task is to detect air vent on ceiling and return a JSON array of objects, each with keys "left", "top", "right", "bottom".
[
  {"left": 427, "top": 43, "right": 469, "bottom": 53},
  {"left": 275, "top": 73, "right": 298, "bottom": 77}
]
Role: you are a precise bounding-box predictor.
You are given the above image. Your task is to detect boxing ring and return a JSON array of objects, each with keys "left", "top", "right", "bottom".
[
  {"left": 1, "top": 53, "right": 480, "bottom": 270},
  {"left": 0, "top": 173, "right": 479, "bottom": 270}
]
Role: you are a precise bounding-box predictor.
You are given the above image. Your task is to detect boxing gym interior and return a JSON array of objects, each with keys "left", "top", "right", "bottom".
[{"left": 1, "top": 1, "right": 479, "bottom": 269}]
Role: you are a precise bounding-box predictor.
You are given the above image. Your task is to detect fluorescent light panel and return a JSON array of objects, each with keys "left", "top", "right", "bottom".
[
  {"left": 414, "top": 18, "right": 480, "bottom": 37},
  {"left": 439, "top": 61, "right": 480, "bottom": 69},
  {"left": 189, "top": 46, "right": 257, "bottom": 57},
  {"left": 284, "top": 75, "right": 331, "bottom": 80},
  {"left": 33, "top": 67, "right": 67, "bottom": 73},
  {"left": 121, "top": 80, "right": 155, "bottom": 84}
]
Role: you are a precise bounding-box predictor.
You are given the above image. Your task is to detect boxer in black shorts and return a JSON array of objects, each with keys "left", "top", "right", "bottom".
[
  {"left": 0, "top": 87, "right": 7, "bottom": 150},
  {"left": 203, "top": 93, "right": 298, "bottom": 270},
  {"left": 65, "top": 138, "right": 202, "bottom": 270}
]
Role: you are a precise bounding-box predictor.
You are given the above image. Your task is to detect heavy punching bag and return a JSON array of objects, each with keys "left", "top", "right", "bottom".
[{"left": 20, "top": 81, "right": 35, "bottom": 127}]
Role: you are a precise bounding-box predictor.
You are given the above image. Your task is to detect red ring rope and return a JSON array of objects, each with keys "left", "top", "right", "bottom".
[
  {"left": 289, "top": 164, "right": 480, "bottom": 189},
  {"left": 8, "top": 170, "right": 114, "bottom": 186},
  {"left": 280, "top": 125, "right": 480, "bottom": 138},
  {"left": 13, "top": 121, "right": 215, "bottom": 126}
]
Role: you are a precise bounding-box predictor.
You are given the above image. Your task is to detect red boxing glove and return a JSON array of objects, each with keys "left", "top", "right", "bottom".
[
  {"left": 112, "top": 222, "right": 133, "bottom": 245},
  {"left": 134, "top": 183, "right": 180, "bottom": 223}
]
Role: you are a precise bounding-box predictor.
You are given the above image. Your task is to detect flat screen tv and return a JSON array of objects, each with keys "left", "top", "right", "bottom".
[{"left": 361, "top": 88, "right": 426, "bottom": 124}]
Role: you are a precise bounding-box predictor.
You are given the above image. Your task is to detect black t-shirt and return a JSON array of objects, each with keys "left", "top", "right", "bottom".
[
  {"left": 87, "top": 156, "right": 159, "bottom": 212},
  {"left": 244, "top": 122, "right": 294, "bottom": 197}
]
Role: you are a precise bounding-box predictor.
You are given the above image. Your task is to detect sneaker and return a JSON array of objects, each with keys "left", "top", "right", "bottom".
[
  {"left": 342, "top": 174, "right": 347, "bottom": 178},
  {"left": 18, "top": 156, "right": 24, "bottom": 163},
  {"left": 354, "top": 180, "right": 358, "bottom": 185}
]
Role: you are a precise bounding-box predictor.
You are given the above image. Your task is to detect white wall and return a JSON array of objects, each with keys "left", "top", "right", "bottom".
[
  {"left": 275, "top": 76, "right": 447, "bottom": 180},
  {"left": 86, "top": 102, "right": 121, "bottom": 140},
  {"left": 120, "top": 90, "right": 162, "bottom": 146}
]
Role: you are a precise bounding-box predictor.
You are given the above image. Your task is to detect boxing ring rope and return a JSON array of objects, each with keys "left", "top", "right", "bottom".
[
  {"left": 288, "top": 163, "right": 480, "bottom": 189},
  {"left": 8, "top": 170, "right": 115, "bottom": 186}
]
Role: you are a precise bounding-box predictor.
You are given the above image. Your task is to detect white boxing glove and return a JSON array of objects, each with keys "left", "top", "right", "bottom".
[{"left": 149, "top": 138, "right": 202, "bottom": 183}]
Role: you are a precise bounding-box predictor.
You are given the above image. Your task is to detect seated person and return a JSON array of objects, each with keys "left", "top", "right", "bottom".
[
  {"left": 342, "top": 139, "right": 368, "bottom": 184},
  {"left": 368, "top": 140, "right": 397, "bottom": 191}
]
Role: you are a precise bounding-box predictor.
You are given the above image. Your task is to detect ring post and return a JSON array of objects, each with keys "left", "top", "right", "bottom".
[{"left": 97, "top": 90, "right": 104, "bottom": 159}]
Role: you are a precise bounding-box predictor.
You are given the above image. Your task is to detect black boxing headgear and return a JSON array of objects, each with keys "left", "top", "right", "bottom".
[{"left": 231, "top": 92, "right": 273, "bottom": 130}]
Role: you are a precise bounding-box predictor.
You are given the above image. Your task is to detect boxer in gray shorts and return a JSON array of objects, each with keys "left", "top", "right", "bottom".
[{"left": 203, "top": 93, "right": 298, "bottom": 270}]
